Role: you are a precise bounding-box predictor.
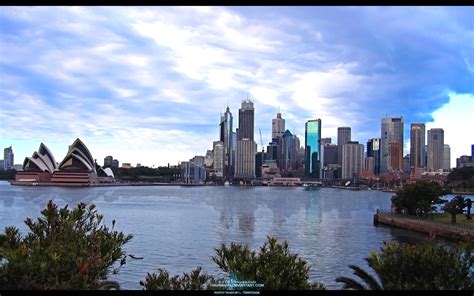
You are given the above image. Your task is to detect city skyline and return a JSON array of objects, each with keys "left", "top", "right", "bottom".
[{"left": 1, "top": 6, "right": 473, "bottom": 167}]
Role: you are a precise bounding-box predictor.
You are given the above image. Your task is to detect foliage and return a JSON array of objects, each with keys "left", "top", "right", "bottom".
[
  {"left": 0, "top": 169, "right": 17, "bottom": 180},
  {"left": 142, "top": 236, "right": 325, "bottom": 290},
  {"left": 391, "top": 181, "right": 447, "bottom": 216},
  {"left": 212, "top": 236, "right": 325, "bottom": 290},
  {"left": 140, "top": 266, "right": 216, "bottom": 290},
  {"left": 336, "top": 241, "right": 474, "bottom": 290},
  {"left": 446, "top": 167, "right": 474, "bottom": 190},
  {"left": 443, "top": 195, "right": 466, "bottom": 223},
  {"left": 0, "top": 200, "right": 132, "bottom": 289},
  {"left": 111, "top": 166, "right": 180, "bottom": 183}
]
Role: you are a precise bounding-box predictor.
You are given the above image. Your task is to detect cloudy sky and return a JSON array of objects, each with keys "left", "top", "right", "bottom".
[{"left": 1, "top": 6, "right": 473, "bottom": 168}]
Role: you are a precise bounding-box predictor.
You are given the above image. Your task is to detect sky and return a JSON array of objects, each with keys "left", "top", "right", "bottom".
[{"left": 0, "top": 6, "right": 473, "bottom": 168}]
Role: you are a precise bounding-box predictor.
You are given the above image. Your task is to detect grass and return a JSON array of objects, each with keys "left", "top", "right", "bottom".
[{"left": 430, "top": 213, "right": 474, "bottom": 229}]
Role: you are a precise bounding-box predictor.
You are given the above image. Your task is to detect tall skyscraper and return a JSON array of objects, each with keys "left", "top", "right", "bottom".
[
  {"left": 3, "top": 146, "right": 14, "bottom": 170},
  {"left": 305, "top": 119, "right": 322, "bottom": 178},
  {"left": 367, "top": 138, "right": 381, "bottom": 175},
  {"left": 443, "top": 144, "right": 451, "bottom": 171},
  {"left": 380, "top": 117, "right": 404, "bottom": 174},
  {"left": 341, "top": 141, "right": 364, "bottom": 179},
  {"left": 104, "top": 156, "right": 113, "bottom": 168},
  {"left": 220, "top": 106, "right": 234, "bottom": 178},
  {"left": 410, "top": 123, "right": 426, "bottom": 170},
  {"left": 213, "top": 141, "right": 224, "bottom": 178},
  {"left": 235, "top": 100, "right": 256, "bottom": 179},
  {"left": 272, "top": 112, "right": 285, "bottom": 139},
  {"left": 427, "top": 128, "right": 444, "bottom": 171},
  {"left": 337, "top": 127, "right": 351, "bottom": 166},
  {"left": 281, "top": 130, "right": 297, "bottom": 171}
]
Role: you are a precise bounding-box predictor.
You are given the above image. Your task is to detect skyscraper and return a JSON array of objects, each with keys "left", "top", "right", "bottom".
[
  {"left": 427, "top": 128, "right": 444, "bottom": 171},
  {"left": 410, "top": 123, "right": 426, "bottom": 170},
  {"left": 213, "top": 141, "right": 224, "bottom": 178},
  {"left": 281, "top": 130, "right": 297, "bottom": 171},
  {"left": 305, "top": 119, "right": 322, "bottom": 178},
  {"left": 380, "top": 117, "right": 404, "bottom": 174},
  {"left": 3, "top": 146, "right": 14, "bottom": 170},
  {"left": 220, "top": 106, "right": 234, "bottom": 178},
  {"left": 104, "top": 156, "right": 113, "bottom": 168},
  {"left": 341, "top": 141, "right": 364, "bottom": 179},
  {"left": 366, "top": 138, "right": 381, "bottom": 175},
  {"left": 337, "top": 127, "right": 351, "bottom": 166},
  {"left": 235, "top": 100, "right": 256, "bottom": 179},
  {"left": 272, "top": 112, "right": 285, "bottom": 140},
  {"left": 443, "top": 144, "right": 451, "bottom": 171}
]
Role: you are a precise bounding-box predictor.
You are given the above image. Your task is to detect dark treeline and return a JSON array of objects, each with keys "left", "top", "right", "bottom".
[{"left": 111, "top": 166, "right": 181, "bottom": 183}]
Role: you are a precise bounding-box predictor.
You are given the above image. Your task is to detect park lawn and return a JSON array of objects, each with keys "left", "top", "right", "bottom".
[{"left": 432, "top": 213, "right": 474, "bottom": 229}]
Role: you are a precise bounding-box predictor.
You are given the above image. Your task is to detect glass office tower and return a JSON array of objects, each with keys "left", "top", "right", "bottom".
[{"left": 305, "top": 119, "right": 321, "bottom": 178}]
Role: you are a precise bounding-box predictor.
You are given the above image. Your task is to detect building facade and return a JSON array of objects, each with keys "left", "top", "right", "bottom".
[
  {"left": 305, "top": 119, "right": 322, "bottom": 179},
  {"left": 380, "top": 117, "right": 404, "bottom": 174},
  {"left": 366, "top": 138, "right": 381, "bottom": 175},
  {"left": 443, "top": 144, "right": 451, "bottom": 171},
  {"left": 3, "top": 146, "right": 14, "bottom": 170},
  {"left": 235, "top": 100, "right": 256, "bottom": 179},
  {"left": 427, "top": 128, "right": 444, "bottom": 171},
  {"left": 410, "top": 123, "right": 426, "bottom": 171},
  {"left": 213, "top": 141, "right": 224, "bottom": 178},
  {"left": 337, "top": 127, "right": 351, "bottom": 166},
  {"left": 220, "top": 106, "right": 234, "bottom": 178},
  {"left": 341, "top": 141, "right": 364, "bottom": 179},
  {"left": 272, "top": 112, "right": 285, "bottom": 140}
]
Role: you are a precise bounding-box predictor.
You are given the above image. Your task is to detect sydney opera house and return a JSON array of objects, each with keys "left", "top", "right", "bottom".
[{"left": 13, "top": 138, "right": 115, "bottom": 186}]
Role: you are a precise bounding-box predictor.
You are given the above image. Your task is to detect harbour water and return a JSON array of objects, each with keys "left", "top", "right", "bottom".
[{"left": 0, "top": 181, "right": 432, "bottom": 289}]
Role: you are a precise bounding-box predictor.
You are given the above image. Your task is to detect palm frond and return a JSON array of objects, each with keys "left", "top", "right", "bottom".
[
  {"left": 348, "top": 264, "right": 382, "bottom": 290},
  {"left": 335, "top": 276, "right": 367, "bottom": 290}
]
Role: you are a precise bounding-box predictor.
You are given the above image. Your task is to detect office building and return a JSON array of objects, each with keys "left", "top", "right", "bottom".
[
  {"left": 321, "top": 137, "right": 332, "bottom": 145},
  {"left": 111, "top": 159, "right": 119, "bottom": 168},
  {"left": 457, "top": 155, "right": 473, "bottom": 168},
  {"left": 255, "top": 151, "right": 265, "bottom": 178},
  {"left": 281, "top": 130, "right": 297, "bottom": 171},
  {"left": 427, "top": 128, "right": 444, "bottom": 171},
  {"left": 235, "top": 100, "right": 256, "bottom": 179},
  {"left": 341, "top": 141, "right": 364, "bottom": 180},
  {"left": 213, "top": 141, "right": 224, "bottom": 178},
  {"left": 305, "top": 119, "right": 322, "bottom": 178},
  {"left": 104, "top": 156, "right": 113, "bottom": 168},
  {"left": 337, "top": 127, "right": 351, "bottom": 166},
  {"left": 366, "top": 138, "right": 381, "bottom": 175},
  {"left": 443, "top": 144, "right": 451, "bottom": 171},
  {"left": 220, "top": 106, "right": 234, "bottom": 178},
  {"left": 380, "top": 117, "right": 404, "bottom": 174},
  {"left": 3, "top": 146, "right": 14, "bottom": 170},
  {"left": 410, "top": 123, "right": 426, "bottom": 170},
  {"left": 272, "top": 112, "right": 285, "bottom": 139}
]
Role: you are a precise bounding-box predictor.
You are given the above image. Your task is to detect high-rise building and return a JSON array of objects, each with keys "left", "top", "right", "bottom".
[
  {"left": 104, "top": 156, "right": 113, "bottom": 168},
  {"left": 204, "top": 150, "right": 214, "bottom": 167},
  {"left": 403, "top": 154, "right": 411, "bottom": 173},
  {"left": 220, "top": 106, "right": 234, "bottom": 178},
  {"left": 3, "top": 146, "right": 14, "bottom": 170},
  {"left": 321, "top": 137, "right": 332, "bottom": 145},
  {"left": 337, "top": 127, "right": 351, "bottom": 166},
  {"left": 323, "top": 144, "right": 338, "bottom": 166},
  {"left": 427, "top": 128, "right": 444, "bottom": 171},
  {"left": 341, "top": 141, "right": 364, "bottom": 179},
  {"left": 281, "top": 130, "right": 297, "bottom": 171},
  {"left": 472, "top": 144, "right": 474, "bottom": 158},
  {"left": 410, "top": 123, "right": 426, "bottom": 170},
  {"left": 366, "top": 138, "right": 381, "bottom": 175},
  {"left": 272, "top": 112, "right": 285, "bottom": 140},
  {"left": 443, "top": 144, "right": 451, "bottom": 171},
  {"left": 235, "top": 100, "right": 256, "bottom": 179},
  {"left": 255, "top": 151, "right": 265, "bottom": 178},
  {"left": 305, "top": 119, "right": 322, "bottom": 178},
  {"left": 111, "top": 159, "right": 119, "bottom": 168},
  {"left": 380, "top": 117, "right": 404, "bottom": 174},
  {"left": 213, "top": 141, "right": 224, "bottom": 178}
]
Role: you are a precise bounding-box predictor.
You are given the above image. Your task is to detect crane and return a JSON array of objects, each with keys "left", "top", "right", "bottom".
[{"left": 259, "top": 128, "right": 264, "bottom": 152}]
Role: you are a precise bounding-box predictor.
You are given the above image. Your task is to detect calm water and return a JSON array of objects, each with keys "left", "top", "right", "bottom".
[{"left": 0, "top": 181, "right": 432, "bottom": 289}]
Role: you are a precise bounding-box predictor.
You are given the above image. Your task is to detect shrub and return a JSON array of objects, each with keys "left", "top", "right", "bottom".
[{"left": 0, "top": 200, "right": 132, "bottom": 289}]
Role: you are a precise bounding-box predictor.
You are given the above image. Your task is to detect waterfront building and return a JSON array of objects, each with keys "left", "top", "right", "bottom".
[
  {"left": 456, "top": 155, "right": 473, "bottom": 168},
  {"left": 380, "top": 117, "right": 404, "bottom": 174},
  {"left": 12, "top": 164, "right": 23, "bottom": 171},
  {"left": 104, "top": 156, "right": 113, "bottom": 168},
  {"left": 272, "top": 112, "right": 285, "bottom": 139},
  {"left": 112, "top": 159, "right": 119, "bottom": 168},
  {"left": 305, "top": 119, "right": 322, "bottom": 179},
  {"left": 366, "top": 138, "right": 381, "bottom": 175},
  {"left": 261, "top": 160, "right": 280, "bottom": 180},
  {"left": 266, "top": 140, "right": 279, "bottom": 162},
  {"left": 220, "top": 106, "right": 234, "bottom": 178},
  {"left": 204, "top": 150, "right": 214, "bottom": 168},
  {"left": 0, "top": 160, "right": 3, "bottom": 171},
  {"left": 321, "top": 143, "right": 338, "bottom": 180},
  {"left": 341, "top": 141, "right": 364, "bottom": 180},
  {"left": 280, "top": 130, "right": 297, "bottom": 171},
  {"left": 337, "top": 127, "right": 351, "bottom": 166},
  {"left": 443, "top": 144, "right": 451, "bottom": 171},
  {"left": 255, "top": 151, "right": 265, "bottom": 178},
  {"left": 213, "top": 141, "right": 224, "bottom": 178},
  {"left": 3, "top": 146, "right": 14, "bottom": 170},
  {"left": 235, "top": 100, "right": 256, "bottom": 180},
  {"left": 121, "top": 163, "right": 131, "bottom": 169},
  {"left": 410, "top": 123, "right": 426, "bottom": 170},
  {"left": 427, "top": 128, "right": 444, "bottom": 171}
]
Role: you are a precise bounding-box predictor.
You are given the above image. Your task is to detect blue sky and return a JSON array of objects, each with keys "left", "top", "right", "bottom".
[{"left": 0, "top": 6, "right": 473, "bottom": 167}]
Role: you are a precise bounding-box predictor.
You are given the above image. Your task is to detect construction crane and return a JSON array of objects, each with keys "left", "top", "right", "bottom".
[{"left": 259, "top": 128, "right": 264, "bottom": 152}]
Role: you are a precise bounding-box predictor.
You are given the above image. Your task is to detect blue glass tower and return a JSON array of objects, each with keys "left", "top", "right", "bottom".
[{"left": 305, "top": 119, "right": 321, "bottom": 178}]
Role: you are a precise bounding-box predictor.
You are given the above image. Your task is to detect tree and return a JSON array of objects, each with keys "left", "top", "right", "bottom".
[
  {"left": 142, "top": 236, "right": 325, "bottom": 290},
  {"left": 0, "top": 200, "right": 132, "bottom": 289},
  {"left": 336, "top": 241, "right": 474, "bottom": 290},
  {"left": 443, "top": 195, "right": 466, "bottom": 224},
  {"left": 391, "top": 181, "right": 447, "bottom": 216}
]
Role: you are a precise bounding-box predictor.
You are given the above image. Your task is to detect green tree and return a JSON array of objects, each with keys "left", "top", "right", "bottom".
[
  {"left": 443, "top": 195, "right": 466, "bottom": 223},
  {"left": 142, "top": 236, "right": 325, "bottom": 290},
  {"left": 336, "top": 241, "right": 474, "bottom": 290},
  {"left": 0, "top": 200, "right": 132, "bottom": 289},
  {"left": 391, "top": 181, "right": 447, "bottom": 216}
]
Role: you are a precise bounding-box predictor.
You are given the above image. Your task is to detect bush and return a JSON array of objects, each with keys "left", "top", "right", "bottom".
[
  {"left": 391, "top": 182, "right": 447, "bottom": 216},
  {"left": 0, "top": 200, "right": 132, "bottom": 289},
  {"left": 141, "top": 236, "right": 325, "bottom": 290},
  {"left": 336, "top": 241, "right": 474, "bottom": 290}
]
